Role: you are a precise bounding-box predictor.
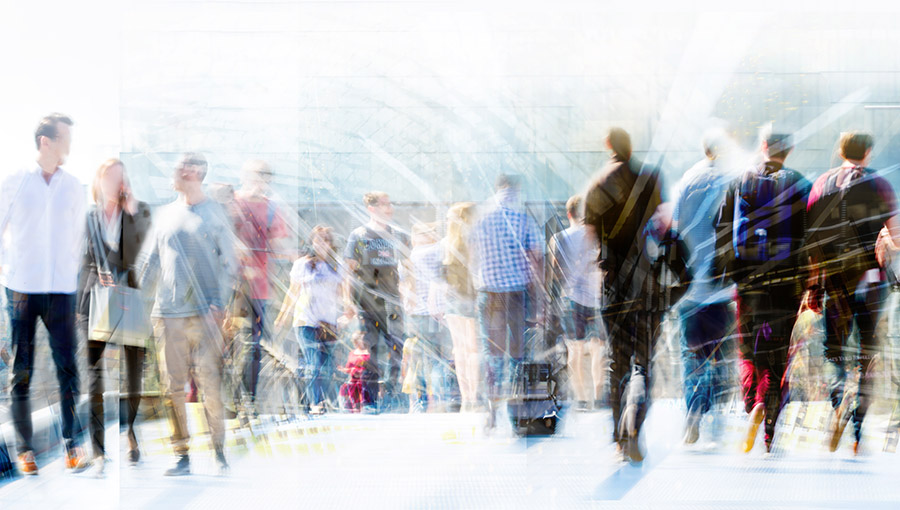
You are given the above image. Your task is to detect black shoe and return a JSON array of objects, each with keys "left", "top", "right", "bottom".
[
  {"left": 215, "top": 448, "right": 229, "bottom": 474},
  {"left": 128, "top": 448, "right": 141, "bottom": 466},
  {"left": 164, "top": 454, "right": 190, "bottom": 476}
]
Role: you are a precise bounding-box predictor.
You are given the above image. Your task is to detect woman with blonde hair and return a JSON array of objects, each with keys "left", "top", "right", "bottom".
[
  {"left": 441, "top": 202, "right": 480, "bottom": 411},
  {"left": 77, "top": 158, "right": 152, "bottom": 475}
]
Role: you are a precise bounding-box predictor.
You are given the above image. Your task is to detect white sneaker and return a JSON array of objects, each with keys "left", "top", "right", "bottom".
[{"left": 90, "top": 456, "right": 105, "bottom": 478}]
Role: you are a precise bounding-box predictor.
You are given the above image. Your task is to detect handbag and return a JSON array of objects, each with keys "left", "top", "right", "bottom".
[{"left": 87, "top": 210, "right": 152, "bottom": 347}]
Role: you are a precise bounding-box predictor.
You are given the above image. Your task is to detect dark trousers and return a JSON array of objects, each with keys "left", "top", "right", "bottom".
[
  {"left": 736, "top": 286, "right": 798, "bottom": 445},
  {"left": 823, "top": 276, "right": 886, "bottom": 442},
  {"left": 246, "top": 298, "right": 267, "bottom": 400},
  {"left": 358, "top": 300, "right": 405, "bottom": 405},
  {"left": 604, "top": 300, "right": 656, "bottom": 445},
  {"left": 8, "top": 290, "right": 81, "bottom": 453},
  {"left": 477, "top": 291, "right": 526, "bottom": 399},
  {"left": 84, "top": 338, "right": 144, "bottom": 457}
]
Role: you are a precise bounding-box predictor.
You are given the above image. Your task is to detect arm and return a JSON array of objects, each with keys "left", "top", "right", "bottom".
[{"left": 275, "top": 280, "right": 302, "bottom": 330}]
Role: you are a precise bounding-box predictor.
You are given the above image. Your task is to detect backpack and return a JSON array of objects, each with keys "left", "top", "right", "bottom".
[{"left": 731, "top": 167, "right": 804, "bottom": 266}]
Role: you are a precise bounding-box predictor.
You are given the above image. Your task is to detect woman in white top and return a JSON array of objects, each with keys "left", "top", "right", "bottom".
[{"left": 275, "top": 226, "right": 347, "bottom": 414}]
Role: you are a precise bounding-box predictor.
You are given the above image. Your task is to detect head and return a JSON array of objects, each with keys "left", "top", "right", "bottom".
[
  {"left": 444, "top": 202, "right": 476, "bottom": 266},
  {"left": 606, "top": 127, "right": 632, "bottom": 161},
  {"left": 412, "top": 222, "right": 439, "bottom": 247},
  {"left": 172, "top": 152, "right": 208, "bottom": 192},
  {"left": 761, "top": 131, "right": 793, "bottom": 163},
  {"left": 839, "top": 132, "right": 874, "bottom": 164},
  {"left": 35, "top": 113, "right": 74, "bottom": 165},
  {"left": 565, "top": 194, "right": 583, "bottom": 225},
  {"left": 91, "top": 158, "right": 130, "bottom": 207},
  {"left": 240, "top": 159, "right": 273, "bottom": 196},
  {"left": 701, "top": 127, "right": 731, "bottom": 161},
  {"left": 309, "top": 225, "right": 335, "bottom": 260},
  {"left": 351, "top": 330, "right": 367, "bottom": 350},
  {"left": 363, "top": 191, "right": 393, "bottom": 223},
  {"left": 495, "top": 174, "right": 522, "bottom": 192}
]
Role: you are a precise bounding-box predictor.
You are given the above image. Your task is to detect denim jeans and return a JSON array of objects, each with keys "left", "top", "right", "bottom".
[
  {"left": 357, "top": 299, "right": 405, "bottom": 406},
  {"left": 408, "top": 314, "right": 452, "bottom": 405},
  {"left": 296, "top": 326, "right": 336, "bottom": 407},
  {"left": 679, "top": 301, "right": 733, "bottom": 417},
  {"left": 477, "top": 291, "right": 526, "bottom": 399},
  {"left": 7, "top": 290, "right": 82, "bottom": 453}
]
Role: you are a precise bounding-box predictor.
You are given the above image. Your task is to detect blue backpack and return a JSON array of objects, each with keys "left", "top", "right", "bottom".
[{"left": 732, "top": 166, "right": 807, "bottom": 266}]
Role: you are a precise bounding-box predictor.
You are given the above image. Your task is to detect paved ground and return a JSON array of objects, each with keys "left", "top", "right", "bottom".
[{"left": 2, "top": 400, "right": 900, "bottom": 509}]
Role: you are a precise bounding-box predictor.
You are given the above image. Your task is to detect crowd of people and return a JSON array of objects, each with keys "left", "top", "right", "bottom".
[{"left": 2, "top": 112, "right": 900, "bottom": 478}]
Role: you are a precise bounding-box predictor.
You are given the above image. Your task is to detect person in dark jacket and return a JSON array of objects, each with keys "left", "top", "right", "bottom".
[
  {"left": 583, "top": 127, "right": 664, "bottom": 463},
  {"left": 77, "top": 158, "right": 152, "bottom": 475},
  {"left": 714, "top": 132, "right": 811, "bottom": 454}
]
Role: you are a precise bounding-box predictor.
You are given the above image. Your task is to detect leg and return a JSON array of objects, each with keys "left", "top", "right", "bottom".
[
  {"left": 40, "top": 293, "right": 81, "bottom": 450},
  {"left": 297, "top": 326, "right": 320, "bottom": 405},
  {"left": 385, "top": 302, "right": 406, "bottom": 406},
  {"left": 851, "top": 281, "right": 887, "bottom": 443},
  {"left": 155, "top": 318, "right": 192, "bottom": 455},
  {"left": 357, "top": 307, "right": 383, "bottom": 406},
  {"left": 603, "top": 303, "right": 633, "bottom": 446},
  {"left": 247, "top": 299, "right": 267, "bottom": 401},
  {"left": 8, "top": 290, "right": 39, "bottom": 454},
  {"left": 193, "top": 315, "right": 226, "bottom": 451},
  {"left": 87, "top": 339, "right": 107, "bottom": 458},
  {"left": 123, "top": 345, "right": 146, "bottom": 451}
]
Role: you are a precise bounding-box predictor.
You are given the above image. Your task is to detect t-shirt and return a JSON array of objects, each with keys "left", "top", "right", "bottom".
[
  {"left": 406, "top": 242, "right": 446, "bottom": 316},
  {"left": 343, "top": 224, "right": 410, "bottom": 308},
  {"left": 289, "top": 257, "right": 344, "bottom": 327},
  {"left": 234, "top": 195, "right": 288, "bottom": 300},
  {"left": 549, "top": 225, "right": 601, "bottom": 308}
]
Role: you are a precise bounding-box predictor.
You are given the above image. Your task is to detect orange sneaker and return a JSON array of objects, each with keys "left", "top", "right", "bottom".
[
  {"left": 742, "top": 403, "right": 765, "bottom": 453},
  {"left": 18, "top": 451, "right": 38, "bottom": 475},
  {"left": 65, "top": 447, "right": 91, "bottom": 473}
]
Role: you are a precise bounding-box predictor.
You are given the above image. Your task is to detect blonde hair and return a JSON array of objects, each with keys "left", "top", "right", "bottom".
[
  {"left": 443, "top": 203, "right": 476, "bottom": 295},
  {"left": 91, "top": 158, "right": 132, "bottom": 209}
]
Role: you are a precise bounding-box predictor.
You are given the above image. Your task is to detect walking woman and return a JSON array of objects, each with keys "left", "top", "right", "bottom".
[
  {"left": 275, "top": 226, "right": 348, "bottom": 414},
  {"left": 77, "top": 158, "right": 152, "bottom": 475},
  {"left": 441, "top": 202, "right": 481, "bottom": 412}
]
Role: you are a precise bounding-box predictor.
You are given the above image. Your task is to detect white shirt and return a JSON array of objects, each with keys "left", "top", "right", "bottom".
[
  {"left": 289, "top": 257, "right": 344, "bottom": 327},
  {"left": 0, "top": 164, "right": 86, "bottom": 294},
  {"left": 551, "top": 225, "right": 601, "bottom": 308}
]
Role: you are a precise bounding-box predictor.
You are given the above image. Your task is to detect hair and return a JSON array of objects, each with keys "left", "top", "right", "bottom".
[
  {"left": 34, "top": 113, "right": 73, "bottom": 150},
  {"left": 495, "top": 174, "right": 522, "bottom": 191},
  {"left": 765, "top": 133, "right": 793, "bottom": 161},
  {"left": 181, "top": 152, "right": 209, "bottom": 181},
  {"left": 90, "top": 158, "right": 133, "bottom": 212},
  {"left": 308, "top": 224, "right": 338, "bottom": 268},
  {"left": 839, "top": 132, "right": 874, "bottom": 162},
  {"left": 242, "top": 159, "right": 272, "bottom": 182},
  {"left": 701, "top": 128, "right": 730, "bottom": 159},
  {"left": 363, "top": 191, "right": 389, "bottom": 207},
  {"left": 350, "top": 330, "right": 367, "bottom": 349},
  {"left": 565, "top": 195, "right": 583, "bottom": 220},
  {"left": 607, "top": 127, "right": 632, "bottom": 161},
  {"left": 443, "top": 202, "right": 476, "bottom": 295}
]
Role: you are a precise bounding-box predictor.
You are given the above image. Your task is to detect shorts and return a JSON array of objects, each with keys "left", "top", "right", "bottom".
[{"left": 561, "top": 299, "right": 602, "bottom": 341}]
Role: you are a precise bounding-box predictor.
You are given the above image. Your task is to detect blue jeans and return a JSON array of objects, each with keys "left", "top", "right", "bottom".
[
  {"left": 408, "top": 314, "right": 452, "bottom": 405},
  {"left": 680, "top": 301, "right": 733, "bottom": 416},
  {"left": 477, "top": 291, "right": 526, "bottom": 399},
  {"left": 357, "top": 299, "right": 405, "bottom": 406},
  {"left": 7, "top": 290, "right": 82, "bottom": 452},
  {"left": 296, "top": 326, "right": 336, "bottom": 407}
]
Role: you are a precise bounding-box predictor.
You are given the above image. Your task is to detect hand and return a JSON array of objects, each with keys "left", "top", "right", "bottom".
[
  {"left": 876, "top": 226, "right": 897, "bottom": 268},
  {"left": 98, "top": 271, "right": 115, "bottom": 287},
  {"left": 274, "top": 314, "right": 289, "bottom": 331},
  {"left": 802, "top": 287, "right": 824, "bottom": 314}
]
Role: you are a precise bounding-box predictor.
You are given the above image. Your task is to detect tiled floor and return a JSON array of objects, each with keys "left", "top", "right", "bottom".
[{"left": 2, "top": 400, "right": 899, "bottom": 509}]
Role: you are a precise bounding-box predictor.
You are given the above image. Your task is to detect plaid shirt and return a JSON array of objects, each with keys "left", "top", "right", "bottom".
[{"left": 471, "top": 188, "right": 543, "bottom": 292}]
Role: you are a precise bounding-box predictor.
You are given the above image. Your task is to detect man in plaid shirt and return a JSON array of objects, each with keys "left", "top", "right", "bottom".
[{"left": 471, "top": 174, "right": 544, "bottom": 430}]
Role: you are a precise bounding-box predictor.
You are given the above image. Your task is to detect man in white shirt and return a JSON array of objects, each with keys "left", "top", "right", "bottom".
[{"left": 0, "top": 114, "right": 88, "bottom": 475}]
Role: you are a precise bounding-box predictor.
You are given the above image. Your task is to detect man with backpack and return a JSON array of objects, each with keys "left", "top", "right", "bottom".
[
  {"left": 806, "top": 132, "right": 900, "bottom": 454},
  {"left": 715, "top": 132, "right": 812, "bottom": 454}
]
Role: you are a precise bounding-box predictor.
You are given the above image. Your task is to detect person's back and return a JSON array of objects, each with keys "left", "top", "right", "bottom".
[
  {"left": 550, "top": 224, "right": 600, "bottom": 308},
  {"left": 718, "top": 161, "right": 811, "bottom": 287},
  {"left": 583, "top": 156, "right": 662, "bottom": 298}
]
